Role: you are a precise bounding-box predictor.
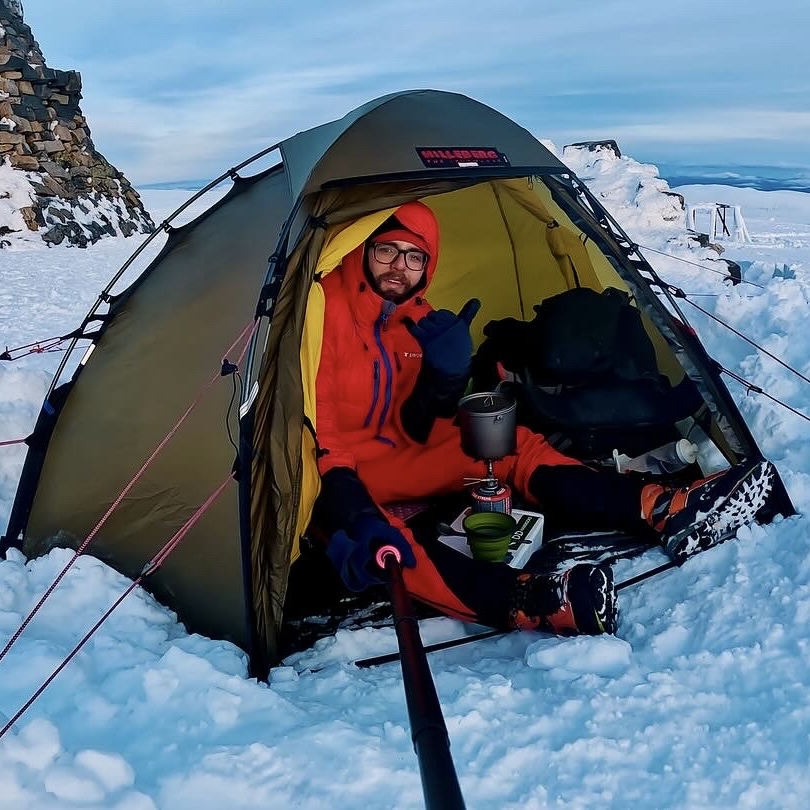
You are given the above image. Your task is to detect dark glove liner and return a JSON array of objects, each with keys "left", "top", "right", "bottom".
[
  {"left": 313, "top": 466, "right": 383, "bottom": 538},
  {"left": 400, "top": 363, "right": 470, "bottom": 443},
  {"left": 326, "top": 517, "right": 416, "bottom": 592}
]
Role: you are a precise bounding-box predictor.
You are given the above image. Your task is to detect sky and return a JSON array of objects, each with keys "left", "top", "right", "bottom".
[
  {"left": 12, "top": 0, "right": 810, "bottom": 186},
  {"left": 2, "top": 147, "right": 810, "bottom": 808}
]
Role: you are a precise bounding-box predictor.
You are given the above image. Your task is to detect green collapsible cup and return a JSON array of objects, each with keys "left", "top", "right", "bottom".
[{"left": 462, "top": 512, "right": 517, "bottom": 562}]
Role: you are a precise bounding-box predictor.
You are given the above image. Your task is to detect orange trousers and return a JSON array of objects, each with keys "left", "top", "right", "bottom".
[{"left": 356, "top": 427, "right": 583, "bottom": 626}]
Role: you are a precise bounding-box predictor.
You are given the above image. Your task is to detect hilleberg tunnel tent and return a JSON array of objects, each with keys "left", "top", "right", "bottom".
[{"left": 1, "top": 90, "right": 794, "bottom": 677}]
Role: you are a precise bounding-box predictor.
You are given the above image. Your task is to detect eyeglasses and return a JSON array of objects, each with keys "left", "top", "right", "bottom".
[{"left": 370, "top": 242, "right": 429, "bottom": 272}]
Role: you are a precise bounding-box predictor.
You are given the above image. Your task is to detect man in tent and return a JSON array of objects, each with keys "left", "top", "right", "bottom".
[{"left": 313, "top": 200, "right": 775, "bottom": 635}]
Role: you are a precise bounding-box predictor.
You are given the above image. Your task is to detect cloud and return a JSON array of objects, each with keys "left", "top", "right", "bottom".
[
  {"left": 606, "top": 110, "right": 810, "bottom": 144},
  {"left": 17, "top": 0, "right": 810, "bottom": 183}
]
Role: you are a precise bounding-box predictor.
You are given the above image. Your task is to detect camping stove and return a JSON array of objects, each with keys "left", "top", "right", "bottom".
[
  {"left": 469, "top": 460, "right": 512, "bottom": 513},
  {"left": 457, "top": 391, "right": 517, "bottom": 515}
]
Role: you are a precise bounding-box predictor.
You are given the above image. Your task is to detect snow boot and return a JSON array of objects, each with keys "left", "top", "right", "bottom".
[
  {"left": 642, "top": 460, "right": 776, "bottom": 564},
  {"left": 509, "top": 563, "right": 617, "bottom": 635}
]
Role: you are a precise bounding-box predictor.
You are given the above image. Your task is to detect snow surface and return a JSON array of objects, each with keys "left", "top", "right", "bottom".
[
  {"left": 1, "top": 154, "right": 809, "bottom": 809},
  {"left": 0, "top": 159, "right": 37, "bottom": 244}
]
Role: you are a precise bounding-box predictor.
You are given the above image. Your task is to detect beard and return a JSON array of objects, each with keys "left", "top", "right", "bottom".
[
  {"left": 363, "top": 251, "right": 427, "bottom": 304},
  {"left": 373, "top": 272, "right": 413, "bottom": 303}
]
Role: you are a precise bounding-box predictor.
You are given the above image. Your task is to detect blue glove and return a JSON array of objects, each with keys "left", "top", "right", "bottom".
[
  {"left": 404, "top": 298, "right": 481, "bottom": 378},
  {"left": 326, "top": 516, "right": 417, "bottom": 592}
]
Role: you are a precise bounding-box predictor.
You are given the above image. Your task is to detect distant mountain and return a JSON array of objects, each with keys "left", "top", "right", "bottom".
[
  {"left": 141, "top": 165, "right": 810, "bottom": 196},
  {"left": 139, "top": 179, "right": 213, "bottom": 191},
  {"left": 657, "top": 164, "right": 810, "bottom": 194}
]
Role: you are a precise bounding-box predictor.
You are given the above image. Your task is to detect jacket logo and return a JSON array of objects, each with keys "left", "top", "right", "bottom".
[{"left": 403, "top": 351, "right": 422, "bottom": 359}]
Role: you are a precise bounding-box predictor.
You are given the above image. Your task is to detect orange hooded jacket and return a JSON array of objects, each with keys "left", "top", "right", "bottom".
[{"left": 315, "top": 201, "right": 453, "bottom": 475}]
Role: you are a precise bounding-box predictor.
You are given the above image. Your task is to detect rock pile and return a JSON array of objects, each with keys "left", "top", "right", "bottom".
[{"left": 0, "top": 0, "right": 153, "bottom": 247}]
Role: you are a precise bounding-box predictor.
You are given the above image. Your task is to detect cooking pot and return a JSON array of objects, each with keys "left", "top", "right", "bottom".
[{"left": 457, "top": 391, "right": 517, "bottom": 460}]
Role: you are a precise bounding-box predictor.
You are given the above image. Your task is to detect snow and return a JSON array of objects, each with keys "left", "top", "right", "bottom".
[
  {"left": 0, "top": 158, "right": 37, "bottom": 243},
  {"left": 1, "top": 154, "right": 810, "bottom": 808}
]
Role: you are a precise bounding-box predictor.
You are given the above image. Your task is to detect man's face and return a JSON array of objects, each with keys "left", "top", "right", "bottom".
[{"left": 366, "top": 240, "right": 428, "bottom": 303}]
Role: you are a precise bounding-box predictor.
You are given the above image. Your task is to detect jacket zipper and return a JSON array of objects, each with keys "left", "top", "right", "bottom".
[
  {"left": 374, "top": 314, "right": 394, "bottom": 433},
  {"left": 363, "top": 358, "right": 380, "bottom": 428}
]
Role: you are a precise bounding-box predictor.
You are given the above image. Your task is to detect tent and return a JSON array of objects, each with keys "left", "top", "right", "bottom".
[{"left": 1, "top": 90, "right": 793, "bottom": 677}]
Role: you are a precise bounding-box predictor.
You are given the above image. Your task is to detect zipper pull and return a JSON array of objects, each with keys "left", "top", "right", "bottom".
[{"left": 380, "top": 300, "right": 396, "bottom": 329}]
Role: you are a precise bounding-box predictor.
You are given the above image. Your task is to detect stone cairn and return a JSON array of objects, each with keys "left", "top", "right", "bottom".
[{"left": 0, "top": 0, "right": 153, "bottom": 247}]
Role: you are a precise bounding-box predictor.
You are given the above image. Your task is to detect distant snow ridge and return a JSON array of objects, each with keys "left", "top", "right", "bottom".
[
  {"left": 554, "top": 140, "right": 741, "bottom": 282},
  {"left": 560, "top": 141, "right": 687, "bottom": 239}
]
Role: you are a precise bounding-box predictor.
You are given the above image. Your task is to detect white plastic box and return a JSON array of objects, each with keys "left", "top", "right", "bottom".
[{"left": 438, "top": 507, "right": 544, "bottom": 568}]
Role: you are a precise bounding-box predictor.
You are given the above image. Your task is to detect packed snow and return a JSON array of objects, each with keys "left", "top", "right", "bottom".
[
  {"left": 0, "top": 159, "right": 37, "bottom": 246},
  {"left": 1, "top": 149, "right": 809, "bottom": 809}
]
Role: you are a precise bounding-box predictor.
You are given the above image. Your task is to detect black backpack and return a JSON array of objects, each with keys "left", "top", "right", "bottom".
[{"left": 471, "top": 287, "right": 704, "bottom": 461}]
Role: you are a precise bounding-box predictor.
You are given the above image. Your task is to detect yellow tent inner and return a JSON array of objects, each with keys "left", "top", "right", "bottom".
[{"left": 293, "top": 177, "right": 683, "bottom": 562}]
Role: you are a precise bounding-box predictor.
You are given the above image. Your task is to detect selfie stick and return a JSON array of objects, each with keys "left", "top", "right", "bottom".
[{"left": 375, "top": 545, "right": 466, "bottom": 810}]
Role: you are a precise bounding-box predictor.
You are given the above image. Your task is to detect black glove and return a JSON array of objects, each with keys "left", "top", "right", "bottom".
[
  {"left": 314, "top": 467, "right": 381, "bottom": 538},
  {"left": 404, "top": 298, "right": 481, "bottom": 378},
  {"left": 401, "top": 298, "right": 481, "bottom": 442},
  {"left": 326, "top": 516, "right": 416, "bottom": 592},
  {"left": 314, "top": 467, "right": 417, "bottom": 591}
]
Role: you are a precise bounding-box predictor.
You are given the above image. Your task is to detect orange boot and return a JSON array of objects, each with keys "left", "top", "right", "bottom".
[
  {"left": 509, "top": 563, "right": 617, "bottom": 635},
  {"left": 642, "top": 461, "right": 776, "bottom": 564}
]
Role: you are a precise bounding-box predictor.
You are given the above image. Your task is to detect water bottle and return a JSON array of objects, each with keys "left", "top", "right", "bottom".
[{"left": 613, "top": 439, "right": 699, "bottom": 475}]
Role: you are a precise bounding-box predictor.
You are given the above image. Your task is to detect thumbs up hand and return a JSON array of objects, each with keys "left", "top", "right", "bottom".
[{"left": 403, "top": 298, "right": 481, "bottom": 378}]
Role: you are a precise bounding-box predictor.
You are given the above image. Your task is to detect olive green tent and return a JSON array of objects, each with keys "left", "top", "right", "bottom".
[{"left": 2, "top": 90, "right": 792, "bottom": 677}]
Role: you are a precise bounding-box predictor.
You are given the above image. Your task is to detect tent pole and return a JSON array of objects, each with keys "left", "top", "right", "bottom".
[{"left": 379, "top": 548, "right": 466, "bottom": 810}]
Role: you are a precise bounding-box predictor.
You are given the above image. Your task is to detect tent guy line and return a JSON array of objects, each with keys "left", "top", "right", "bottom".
[
  {"left": 638, "top": 243, "right": 766, "bottom": 289},
  {"left": 667, "top": 285, "right": 810, "bottom": 387},
  {"left": 721, "top": 367, "right": 810, "bottom": 424},
  {"left": 0, "top": 318, "right": 257, "bottom": 667},
  {"left": 0, "top": 472, "right": 234, "bottom": 742}
]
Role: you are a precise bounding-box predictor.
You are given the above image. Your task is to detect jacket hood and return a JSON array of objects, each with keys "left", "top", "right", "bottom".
[{"left": 335, "top": 200, "right": 439, "bottom": 323}]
